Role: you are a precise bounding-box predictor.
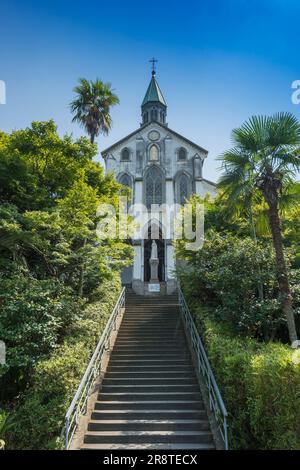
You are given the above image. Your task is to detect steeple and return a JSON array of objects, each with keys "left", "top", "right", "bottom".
[{"left": 141, "top": 61, "right": 167, "bottom": 126}]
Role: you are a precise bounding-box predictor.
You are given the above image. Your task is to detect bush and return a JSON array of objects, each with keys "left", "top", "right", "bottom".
[
  {"left": 0, "top": 275, "right": 81, "bottom": 400},
  {"left": 177, "top": 232, "right": 300, "bottom": 342},
  {"left": 5, "top": 273, "right": 121, "bottom": 450},
  {"left": 185, "top": 296, "right": 300, "bottom": 449}
]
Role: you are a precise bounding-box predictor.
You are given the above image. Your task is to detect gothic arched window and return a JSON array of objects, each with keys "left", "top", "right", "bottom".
[
  {"left": 145, "top": 166, "right": 163, "bottom": 207},
  {"left": 119, "top": 173, "right": 132, "bottom": 206},
  {"left": 121, "top": 148, "right": 130, "bottom": 161},
  {"left": 119, "top": 174, "right": 132, "bottom": 188},
  {"left": 178, "top": 173, "right": 190, "bottom": 204},
  {"left": 178, "top": 147, "right": 187, "bottom": 160},
  {"left": 149, "top": 144, "right": 159, "bottom": 162}
]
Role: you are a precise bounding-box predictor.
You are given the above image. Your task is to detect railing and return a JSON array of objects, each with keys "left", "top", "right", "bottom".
[
  {"left": 62, "top": 287, "right": 125, "bottom": 450},
  {"left": 178, "top": 286, "right": 229, "bottom": 450}
]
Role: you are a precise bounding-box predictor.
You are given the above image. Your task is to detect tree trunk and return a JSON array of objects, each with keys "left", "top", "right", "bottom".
[
  {"left": 266, "top": 197, "right": 298, "bottom": 344},
  {"left": 90, "top": 134, "right": 95, "bottom": 144},
  {"left": 249, "top": 202, "right": 264, "bottom": 301}
]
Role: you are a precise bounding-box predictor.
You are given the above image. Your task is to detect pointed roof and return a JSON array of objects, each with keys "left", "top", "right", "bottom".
[{"left": 142, "top": 71, "right": 166, "bottom": 107}]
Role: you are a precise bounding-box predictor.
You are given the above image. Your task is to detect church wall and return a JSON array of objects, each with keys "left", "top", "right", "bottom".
[
  {"left": 195, "top": 179, "right": 217, "bottom": 198},
  {"left": 104, "top": 122, "right": 215, "bottom": 294}
]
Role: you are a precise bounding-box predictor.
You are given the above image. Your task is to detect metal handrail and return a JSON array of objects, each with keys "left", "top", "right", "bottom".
[
  {"left": 62, "top": 287, "right": 125, "bottom": 449},
  {"left": 178, "top": 286, "right": 229, "bottom": 450}
]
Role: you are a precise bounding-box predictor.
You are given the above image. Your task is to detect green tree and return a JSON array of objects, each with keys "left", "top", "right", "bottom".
[
  {"left": 218, "top": 113, "right": 300, "bottom": 343},
  {"left": 0, "top": 121, "right": 98, "bottom": 210},
  {"left": 70, "top": 78, "right": 119, "bottom": 144}
]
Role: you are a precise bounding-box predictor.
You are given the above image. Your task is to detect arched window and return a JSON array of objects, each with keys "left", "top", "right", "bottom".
[
  {"left": 119, "top": 173, "right": 132, "bottom": 206},
  {"left": 119, "top": 174, "right": 132, "bottom": 188},
  {"left": 145, "top": 166, "right": 163, "bottom": 207},
  {"left": 149, "top": 144, "right": 159, "bottom": 161},
  {"left": 178, "top": 173, "right": 190, "bottom": 204},
  {"left": 121, "top": 148, "right": 130, "bottom": 161},
  {"left": 178, "top": 147, "right": 187, "bottom": 160}
]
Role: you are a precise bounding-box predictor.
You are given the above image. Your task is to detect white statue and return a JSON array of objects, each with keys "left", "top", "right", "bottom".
[
  {"left": 149, "top": 240, "right": 159, "bottom": 282},
  {"left": 150, "top": 240, "right": 158, "bottom": 260}
]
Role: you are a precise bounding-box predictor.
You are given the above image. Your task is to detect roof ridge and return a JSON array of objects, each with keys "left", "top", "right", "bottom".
[{"left": 101, "top": 121, "right": 208, "bottom": 156}]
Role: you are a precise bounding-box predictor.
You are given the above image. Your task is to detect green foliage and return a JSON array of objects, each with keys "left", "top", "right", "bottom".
[
  {"left": 217, "top": 113, "right": 300, "bottom": 342},
  {"left": 0, "top": 121, "right": 123, "bottom": 211},
  {"left": 70, "top": 78, "right": 119, "bottom": 143},
  {"left": 183, "top": 297, "right": 300, "bottom": 449},
  {"left": 0, "top": 122, "right": 132, "bottom": 297},
  {"left": 0, "top": 120, "right": 133, "bottom": 448},
  {"left": 0, "top": 410, "right": 7, "bottom": 438},
  {"left": 0, "top": 275, "right": 80, "bottom": 399},
  {"left": 5, "top": 274, "right": 121, "bottom": 450},
  {"left": 177, "top": 231, "right": 298, "bottom": 341}
]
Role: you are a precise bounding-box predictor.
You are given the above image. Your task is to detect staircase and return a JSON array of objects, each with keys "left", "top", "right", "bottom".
[{"left": 81, "top": 290, "right": 215, "bottom": 449}]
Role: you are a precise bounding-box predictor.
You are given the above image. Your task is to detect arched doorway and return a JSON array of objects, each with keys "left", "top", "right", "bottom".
[{"left": 144, "top": 225, "right": 165, "bottom": 282}]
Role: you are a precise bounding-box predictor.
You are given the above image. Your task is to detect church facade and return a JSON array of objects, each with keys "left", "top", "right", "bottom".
[{"left": 102, "top": 70, "right": 216, "bottom": 294}]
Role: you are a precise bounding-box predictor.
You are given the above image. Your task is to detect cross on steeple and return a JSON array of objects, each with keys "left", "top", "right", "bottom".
[{"left": 149, "top": 57, "right": 157, "bottom": 75}]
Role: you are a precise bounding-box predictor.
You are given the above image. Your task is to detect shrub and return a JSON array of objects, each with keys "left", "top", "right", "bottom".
[
  {"left": 177, "top": 232, "right": 300, "bottom": 341},
  {"left": 5, "top": 274, "right": 121, "bottom": 449},
  {"left": 0, "top": 275, "right": 80, "bottom": 399},
  {"left": 186, "top": 297, "right": 300, "bottom": 449}
]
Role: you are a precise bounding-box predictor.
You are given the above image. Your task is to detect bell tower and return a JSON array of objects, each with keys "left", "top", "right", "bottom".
[{"left": 141, "top": 59, "right": 167, "bottom": 126}]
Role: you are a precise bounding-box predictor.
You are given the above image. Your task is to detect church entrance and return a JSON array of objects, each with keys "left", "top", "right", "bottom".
[{"left": 144, "top": 226, "right": 165, "bottom": 282}]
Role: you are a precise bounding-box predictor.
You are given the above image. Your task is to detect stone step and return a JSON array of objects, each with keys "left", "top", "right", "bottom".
[
  {"left": 105, "top": 370, "right": 194, "bottom": 378},
  {"left": 114, "top": 340, "right": 186, "bottom": 344},
  {"left": 115, "top": 336, "right": 185, "bottom": 340},
  {"left": 99, "top": 392, "right": 201, "bottom": 401},
  {"left": 110, "top": 354, "right": 189, "bottom": 360},
  {"left": 126, "top": 297, "right": 178, "bottom": 301},
  {"left": 124, "top": 312, "right": 179, "bottom": 316},
  {"left": 125, "top": 306, "right": 179, "bottom": 309},
  {"left": 117, "top": 330, "right": 184, "bottom": 334},
  {"left": 113, "top": 344, "right": 187, "bottom": 349},
  {"left": 84, "top": 430, "right": 213, "bottom": 444},
  {"left": 119, "top": 326, "right": 181, "bottom": 330},
  {"left": 118, "top": 329, "right": 182, "bottom": 333},
  {"left": 107, "top": 365, "right": 193, "bottom": 372},
  {"left": 111, "top": 351, "right": 187, "bottom": 357},
  {"left": 108, "top": 361, "right": 191, "bottom": 367},
  {"left": 101, "top": 385, "right": 199, "bottom": 393},
  {"left": 102, "top": 378, "right": 197, "bottom": 385},
  {"left": 91, "top": 410, "right": 208, "bottom": 420},
  {"left": 81, "top": 442, "right": 214, "bottom": 450},
  {"left": 88, "top": 419, "right": 210, "bottom": 432},
  {"left": 109, "top": 358, "right": 190, "bottom": 363},
  {"left": 126, "top": 299, "right": 179, "bottom": 306},
  {"left": 122, "top": 321, "right": 179, "bottom": 324},
  {"left": 80, "top": 292, "right": 215, "bottom": 450},
  {"left": 112, "top": 344, "right": 185, "bottom": 349},
  {"left": 115, "top": 336, "right": 184, "bottom": 340},
  {"left": 94, "top": 400, "right": 204, "bottom": 410}
]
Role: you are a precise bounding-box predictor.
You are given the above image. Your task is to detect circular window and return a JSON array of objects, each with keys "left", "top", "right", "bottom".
[{"left": 148, "top": 130, "right": 160, "bottom": 141}]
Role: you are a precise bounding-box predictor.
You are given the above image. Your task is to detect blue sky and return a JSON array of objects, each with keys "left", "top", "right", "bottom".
[{"left": 0, "top": 0, "right": 300, "bottom": 181}]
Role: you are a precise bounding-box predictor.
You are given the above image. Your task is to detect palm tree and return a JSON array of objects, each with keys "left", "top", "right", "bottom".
[
  {"left": 218, "top": 113, "right": 300, "bottom": 344},
  {"left": 70, "top": 78, "right": 119, "bottom": 144}
]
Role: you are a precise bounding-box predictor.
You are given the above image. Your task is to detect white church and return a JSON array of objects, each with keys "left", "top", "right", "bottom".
[{"left": 102, "top": 67, "right": 216, "bottom": 295}]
